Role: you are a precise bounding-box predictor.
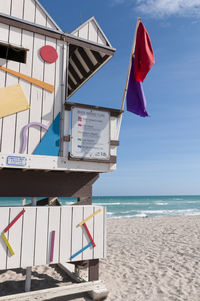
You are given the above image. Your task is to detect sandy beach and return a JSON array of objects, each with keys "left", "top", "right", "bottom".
[{"left": 1, "top": 215, "right": 200, "bottom": 301}]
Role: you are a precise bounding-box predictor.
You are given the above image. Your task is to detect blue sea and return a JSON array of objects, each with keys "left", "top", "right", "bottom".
[{"left": 1, "top": 195, "right": 200, "bottom": 219}]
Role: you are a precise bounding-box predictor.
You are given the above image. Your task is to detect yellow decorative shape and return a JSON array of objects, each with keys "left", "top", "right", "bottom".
[
  {"left": 79, "top": 209, "right": 102, "bottom": 226},
  {"left": 0, "top": 66, "right": 54, "bottom": 93},
  {"left": 1, "top": 233, "right": 15, "bottom": 256},
  {"left": 0, "top": 84, "right": 30, "bottom": 118}
]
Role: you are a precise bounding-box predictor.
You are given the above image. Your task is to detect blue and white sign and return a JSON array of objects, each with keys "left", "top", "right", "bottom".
[{"left": 6, "top": 156, "right": 27, "bottom": 167}]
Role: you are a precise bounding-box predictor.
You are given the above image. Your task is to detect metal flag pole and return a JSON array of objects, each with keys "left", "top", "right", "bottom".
[{"left": 116, "top": 17, "right": 141, "bottom": 140}]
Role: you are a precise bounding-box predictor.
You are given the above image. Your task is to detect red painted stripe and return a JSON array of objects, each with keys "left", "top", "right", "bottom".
[
  {"left": 4, "top": 209, "right": 25, "bottom": 233},
  {"left": 83, "top": 223, "right": 96, "bottom": 247}
]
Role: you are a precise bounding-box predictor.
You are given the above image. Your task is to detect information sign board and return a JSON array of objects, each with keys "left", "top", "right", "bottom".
[{"left": 70, "top": 107, "right": 110, "bottom": 160}]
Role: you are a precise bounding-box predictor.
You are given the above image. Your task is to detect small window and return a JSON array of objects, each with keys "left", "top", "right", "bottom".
[{"left": 0, "top": 42, "right": 28, "bottom": 64}]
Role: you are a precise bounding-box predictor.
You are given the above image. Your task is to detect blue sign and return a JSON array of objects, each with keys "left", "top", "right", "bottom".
[{"left": 6, "top": 156, "right": 27, "bottom": 167}]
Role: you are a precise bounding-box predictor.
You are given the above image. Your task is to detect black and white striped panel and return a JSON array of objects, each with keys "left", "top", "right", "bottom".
[{"left": 68, "top": 45, "right": 109, "bottom": 96}]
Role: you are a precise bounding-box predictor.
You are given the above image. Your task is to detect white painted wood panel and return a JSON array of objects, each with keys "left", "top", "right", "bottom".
[
  {"left": 54, "top": 41, "right": 65, "bottom": 119},
  {"left": 41, "top": 37, "right": 56, "bottom": 141},
  {"left": 28, "top": 33, "right": 45, "bottom": 154},
  {"left": 0, "top": 1, "right": 11, "bottom": 15},
  {"left": 79, "top": 24, "right": 89, "bottom": 40},
  {"left": 0, "top": 208, "right": 10, "bottom": 270},
  {"left": 59, "top": 206, "right": 72, "bottom": 262},
  {"left": 35, "top": 4, "right": 47, "bottom": 27},
  {"left": 82, "top": 206, "right": 94, "bottom": 260},
  {"left": 46, "top": 207, "right": 60, "bottom": 264},
  {"left": 97, "top": 30, "right": 107, "bottom": 46},
  {"left": 0, "top": 23, "right": 9, "bottom": 152},
  {"left": 7, "top": 208, "right": 23, "bottom": 269},
  {"left": 20, "top": 207, "right": 36, "bottom": 267},
  {"left": 0, "top": 206, "right": 105, "bottom": 270},
  {"left": 71, "top": 206, "right": 84, "bottom": 262},
  {"left": 88, "top": 20, "right": 98, "bottom": 43},
  {"left": 23, "top": 0, "right": 36, "bottom": 23},
  {"left": 15, "top": 30, "right": 34, "bottom": 153},
  {"left": 34, "top": 207, "right": 49, "bottom": 266},
  {"left": 11, "top": 0, "right": 24, "bottom": 19},
  {"left": 1, "top": 27, "right": 22, "bottom": 154},
  {"left": 93, "top": 207, "right": 104, "bottom": 259}
]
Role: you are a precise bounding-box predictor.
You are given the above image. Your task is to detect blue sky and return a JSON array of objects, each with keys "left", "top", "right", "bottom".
[{"left": 40, "top": 0, "right": 200, "bottom": 196}]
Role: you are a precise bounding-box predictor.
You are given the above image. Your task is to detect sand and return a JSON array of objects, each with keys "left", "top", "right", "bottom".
[{"left": 1, "top": 215, "right": 200, "bottom": 301}]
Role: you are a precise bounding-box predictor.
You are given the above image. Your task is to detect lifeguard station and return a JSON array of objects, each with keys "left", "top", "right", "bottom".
[{"left": 0, "top": 0, "right": 121, "bottom": 299}]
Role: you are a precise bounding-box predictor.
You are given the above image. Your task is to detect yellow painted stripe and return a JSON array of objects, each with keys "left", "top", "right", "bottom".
[
  {"left": 79, "top": 209, "right": 102, "bottom": 226},
  {"left": 1, "top": 233, "right": 15, "bottom": 256}
]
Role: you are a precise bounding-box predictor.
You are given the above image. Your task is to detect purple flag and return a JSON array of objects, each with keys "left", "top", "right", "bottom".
[{"left": 126, "top": 57, "right": 149, "bottom": 117}]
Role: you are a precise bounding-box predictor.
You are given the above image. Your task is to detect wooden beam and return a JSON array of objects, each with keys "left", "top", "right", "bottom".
[
  {"left": 0, "top": 169, "right": 99, "bottom": 197},
  {"left": 89, "top": 259, "right": 99, "bottom": 281},
  {"left": 65, "top": 101, "right": 123, "bottom": 117},
  {"left": 0, "top": 281, "right": 107, "bottom": 301}
]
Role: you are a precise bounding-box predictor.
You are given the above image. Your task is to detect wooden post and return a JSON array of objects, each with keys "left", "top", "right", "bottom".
[
  {"left": 25, "top": 197, "right": 37, "bottom": 292},
  {"left": 88, "top": 259, "right": 99, "bottom": 281},
  {"left": 116, "top": 17, "right": 141, "bottom": 140}
]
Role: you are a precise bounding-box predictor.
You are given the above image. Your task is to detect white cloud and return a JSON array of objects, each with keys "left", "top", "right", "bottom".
[
  {"left": 110, "top": 0, "right": 200, "bottom": 17},
  {"left": 136, "top": 0, "right": 200, "bottom": 17}
]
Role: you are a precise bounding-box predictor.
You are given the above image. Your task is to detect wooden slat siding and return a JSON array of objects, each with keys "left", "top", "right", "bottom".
[
  {"left": 0, "top": 1, "right": 11, "bottom": 15},
  {"left": 10, "top": 0, "right": 24, "bottom": 19},
  {"left": 59, "top": 206, "right": 72, "bottom": 262},
  {"left": 74, "top": 49, "right": 90, "bottom": 73},
  {"left": 71, "top": 206, "right": 84, "bottom": 262},
  {"left": 97, "top": 29, "right": 106, "bottom": 46},
  {"left": 23, "top": 0, "right": 36, "bottom": 23},
  {"left": 35, "top": 3, "right": 47, "bottom": 27},
  {"left": 7, "top": 207, "right": 23, "bottom": 269},
  {"left": 70, "top": 58, "right": 83, "bottom": 80},
  {"left": 70, "top": 53, "right": 88, "bottom": 78},
  {"left": 69, "top": 63, "right": 82, "bottom": 85},
  {"left": 69, "top": 71, "right": 77, "bottom": 86},
  {"left": 65, "top": 102, "right": 123, "bottom": 117},
  {"left": 89, "top": 20, "right": 98, "bottom": 43},
  {"left": 1, "top": 26, "right": 21, "bottom": 154},
  {"left": 34, "top": 207, "right": 48, "bottom": 266},
  {"left": 46, "top": 207, "right": 60, "bottom": 264},
  {"left": 53, "top": 41, "right": 63, "bottom": 119},
  {"left": 84, "top": 48, "right": 98, "bottom": 66},
  {"left": 91, "top": 50, "right": 102, "bottom": 64},
  {"left": 78, "top": 47, "right": 95, "bottom": 71},
  {"left": 82, "top": 206, "right": 94, "bottom": 260},
  {"left": 14, "top": 30, "right": 34, "bottom": 153},
  {"left": 0, "top": 23, "right": 9, "bottom": 152},
  {"left": 93, "top": 207, "right": 104, "bottom": 259},
  {"left": 0, "top": 207, "right": 10, "bottom": 270},
  {"left": 41, "top": 36, "right": 56, "bottom": 141},
  {"left": 68, "top": 77, "right": 76, "bottom": 91},
  {"left": 78, "top": 24, "right": 88, "bottom": 40},
  {"left": 28, "top": 33, "right": 45, "bottom": 154},
  {"left": 20, "top": 207, "right": 36, "bottom": 267}
]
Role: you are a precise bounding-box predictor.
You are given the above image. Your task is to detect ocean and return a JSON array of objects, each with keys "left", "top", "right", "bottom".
[{"left": 0, "top": 195, "right": 200, "bottom": 219}]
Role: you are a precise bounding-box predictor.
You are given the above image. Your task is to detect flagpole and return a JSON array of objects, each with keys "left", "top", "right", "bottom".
[{"left": 116, "top": 17, "right": 141, "bottom": 140}]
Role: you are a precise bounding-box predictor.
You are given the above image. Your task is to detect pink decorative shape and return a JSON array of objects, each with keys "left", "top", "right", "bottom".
[{"left": 40, "top": 46, "right": 58, "bottom": 63}]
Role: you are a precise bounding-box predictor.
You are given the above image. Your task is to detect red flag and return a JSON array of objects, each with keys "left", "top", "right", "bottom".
[{"left": 134, "top": 22, "right": 155, "bottom": 82}]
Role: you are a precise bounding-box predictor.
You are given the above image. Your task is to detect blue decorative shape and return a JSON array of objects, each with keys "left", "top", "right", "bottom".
[
  {"left": 34, "top": 113, "right": 60, "bottom": 156},
  {"left": 71, "top": 242, "right": 92, "bottom": 259}
]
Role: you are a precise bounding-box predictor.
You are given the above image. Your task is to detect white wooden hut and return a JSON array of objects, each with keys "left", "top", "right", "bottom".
[{"left": 0, "top": 0, "right": 120, "bottom": 299}]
